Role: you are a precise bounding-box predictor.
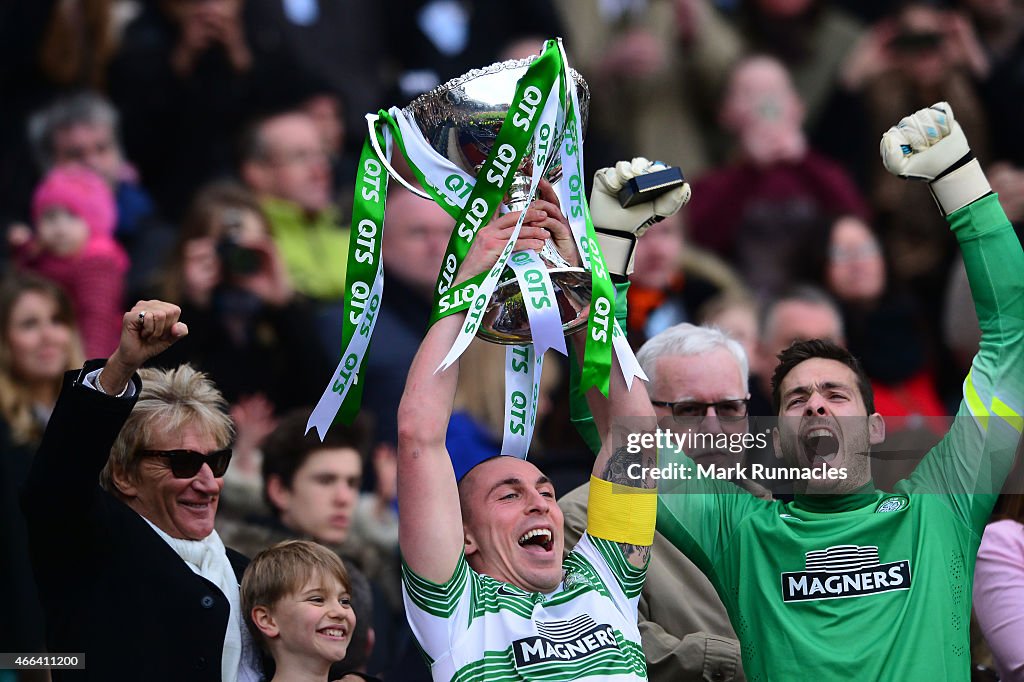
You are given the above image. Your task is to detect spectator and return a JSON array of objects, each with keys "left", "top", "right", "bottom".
[
  {"left": 555, "top": 0, "right": 742, "bottom": 176},
  {"left": 216, "top": 409, "right": 400, "bottom": 681},
  {"left": 243, "top": 540, "right": 376, "bottom": 675},
  {"left": 244, "top": 0, "right": 387, "bottom": 154},
  {"left": 0, "top": 0, "right": 116, "bottom": 224},
  {"left": 108, "top": 0, "right": 290, "bottom": 220},
  {"left": 335, "top": 557, "right": 382, "bottom": 682},
  {"left": 625, "top": 211, "right": 745, "bottom": 347},
  {"left": 0, "top": 274, "right": 84, "bottom": 668},
  {"left": 27, "top": 92, "right": 173, "bottom": 295},
  {"left": 811, "top": 215, "right": 946, "bottom": 428},
  {"left": 255, "top": 410, "right": 368, "bottom": 550},
  {"left": 737, "top": 0, "right": 863, "bottom": 133},
  {"left": 0, "top": 274, "right": 85, "bottom": 445},
  {"left": 12, "top": 165, "right": 128, "bottom": 358},
  {"left": 152, "top": 181, "right": 331, "bottom": 415},
  {"left": 387, "top": 0, "right": 563, "bottom": 102},
  {"left": 964, "top": 0, "right": 1024, "bottom": 166},
  {"left": 751, "top": 285, "right": 844, "bottom": 416},
  {"left": 242, "top": 539, "right": 356, "bottom": 682},
  {"left": 973, "top": 463, "right": 1024, "bottom": 681},
  {"left": 348, "top": 445, "right": 399, "bottom": 596},
  {"left": 562, "top": 323, "right": 762, "bottom": 682},
  {"left": 687, "top": 56, "right": 868, "bottom": 299},
  {"left": 698, "top": 293, "right": 760, "bottom": 372},
  {"left": 22, "top": 300, "right": 262, "bottom": 680},
  {"left": 239, "top": 111, "right": 350, "bottom": 355},
  {"left": 295, "top": 87, "right": 355, "bottom": 206}
]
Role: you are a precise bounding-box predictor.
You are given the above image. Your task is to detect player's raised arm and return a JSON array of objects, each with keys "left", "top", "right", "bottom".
[
  {"left": 572, "top": 325, "right": 659, "bottom": 568},
  {"left": 881, "top": 102, "right": 1024, "bottom": 515},
  {"left": 570, "top": 158, "right": 691, "bottom": 568},
  {"left": 396, "top": 206, "right": 554, "bottom": 584}
]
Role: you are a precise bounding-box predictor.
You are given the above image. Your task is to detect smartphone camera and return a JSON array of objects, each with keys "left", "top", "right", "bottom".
[
  {"left": 216, "top": 208, "right": 262, "bottom": 276},
  {"left": 890, "top": 31, "right": 943, "bottom": 53}
]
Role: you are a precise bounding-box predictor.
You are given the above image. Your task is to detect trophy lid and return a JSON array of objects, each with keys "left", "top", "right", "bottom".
[{"left": 403, "top": 57, "right": 589, "bottom": 179}]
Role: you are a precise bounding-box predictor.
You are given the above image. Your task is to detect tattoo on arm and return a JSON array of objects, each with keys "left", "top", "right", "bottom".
[
  {"left": 617, "top": 539, "right": 651, "bottom": 565},
  {"left": 602, "top": 445, "right": 655, "bottom": 563},
  {"left": 602, "top": 445, "right": 655, "bottom": 490}
]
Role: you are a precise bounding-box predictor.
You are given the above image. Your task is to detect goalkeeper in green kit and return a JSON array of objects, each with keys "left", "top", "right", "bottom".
[{"left": 638, "top": 102, "right": 1023, "bottom": 680}]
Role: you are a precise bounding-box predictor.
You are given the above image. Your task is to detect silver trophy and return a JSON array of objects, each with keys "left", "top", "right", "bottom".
[{"left": 367, "top": 58, "right": 592, "bottom": 344}]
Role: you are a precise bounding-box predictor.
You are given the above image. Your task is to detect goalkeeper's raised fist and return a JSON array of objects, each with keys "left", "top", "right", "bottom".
[{"left": 880, "top": 102, "right": 991, "bottom": 215}]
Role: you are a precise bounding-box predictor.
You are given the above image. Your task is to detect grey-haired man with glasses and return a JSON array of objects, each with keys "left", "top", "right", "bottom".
[{"left": 560, "top": 322, "right": 765, "bottom": 682}]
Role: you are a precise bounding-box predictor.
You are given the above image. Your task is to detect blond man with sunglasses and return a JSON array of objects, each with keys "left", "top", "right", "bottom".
[{"left": 22, "top": 300, "right": 262, "bottom": 682}]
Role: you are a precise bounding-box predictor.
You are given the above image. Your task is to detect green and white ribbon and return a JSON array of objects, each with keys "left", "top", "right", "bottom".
[
  {"left": 507, "top": 249, "right": 565, "bottom": 356},
  {"left": 555, "top": 73, "right": 614, "bottom": 396},
  {"left": 310, "top": 38, "right": 634, "bottom": 439},
  {"left": 613, "top": 318, "right": 647, "bottom": 388},
  {"left": 502, "top": 344, "right": 544, "bottom": 457},
  {"left": 436, "top": 42, "right": 563, "bottom": 371},
  {"left": 498, "top": 116, "right": 561, "bottom": 451},
  {"left": 502, "top": 76, "right": 564, "bottom": 357},
  {"left": 434, "top": 43, "right": 560, "bottom": 312},
  {"left": 306, "top": 123, "right": 391, "bottom": 438}
]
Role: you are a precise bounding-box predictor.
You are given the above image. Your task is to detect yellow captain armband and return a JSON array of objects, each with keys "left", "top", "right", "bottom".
[{"left": 587, "top": 475, "right": 657, "bottom": 546}]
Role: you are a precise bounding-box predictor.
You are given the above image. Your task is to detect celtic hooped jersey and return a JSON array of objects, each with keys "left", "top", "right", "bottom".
[
  {"left": 657, "top": 195, "right": 1024, "bottom": 681},
  {"left": 402, "top": 533, "right": 648, "bottom": 681}
]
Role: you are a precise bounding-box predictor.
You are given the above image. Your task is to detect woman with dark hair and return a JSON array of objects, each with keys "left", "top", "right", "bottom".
[
  {"left": 151, "top": 180, "right": 331, "bottom": 417},
  {"left": 0, "top": 273, "right": 85, "bottom": 663},
  {"left": 808, "top": 214, "right": 947, "bottom": 432}
]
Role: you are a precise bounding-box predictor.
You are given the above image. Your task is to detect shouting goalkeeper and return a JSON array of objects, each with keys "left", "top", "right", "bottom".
[{"left": 653, "top": 103, "right": 1024, "bottom": 679}]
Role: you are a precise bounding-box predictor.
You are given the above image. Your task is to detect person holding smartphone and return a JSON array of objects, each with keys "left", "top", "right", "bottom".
[{"left": 153, "top": 181, "right": 332, "bottom": 420}]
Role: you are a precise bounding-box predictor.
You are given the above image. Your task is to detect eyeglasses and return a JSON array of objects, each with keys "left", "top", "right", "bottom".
[
  {"left": 829, "top": 243, "right": 880, "bottom": 263},
  {"left": 138, "top": 449, "right": 232, "bottom": 478},
  {"left": 263, "top": 148, "right": 328, "bottom": 167},
  {"left": 650, "top": 399, "right": 749, "bottom": 422}
]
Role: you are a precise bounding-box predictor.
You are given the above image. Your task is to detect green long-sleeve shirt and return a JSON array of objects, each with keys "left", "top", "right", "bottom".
[
  {"left": 656, "top": 194, "right": 1024, "bottom": 681},
  {"left": 262, "top": 197, "right": 349, "bottom": 301}
]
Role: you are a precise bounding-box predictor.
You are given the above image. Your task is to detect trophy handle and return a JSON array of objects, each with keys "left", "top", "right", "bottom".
[{"left": 366, "top": 114, "right": 432, "bottom": 201}]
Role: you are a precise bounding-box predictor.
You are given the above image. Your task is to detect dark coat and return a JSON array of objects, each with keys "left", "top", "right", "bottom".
[
  {"left": 21, "top": 361, "right": 250, "bottom": 681},
  {"left": 0, "top": 418, "right": 46, "bottom": 653}
]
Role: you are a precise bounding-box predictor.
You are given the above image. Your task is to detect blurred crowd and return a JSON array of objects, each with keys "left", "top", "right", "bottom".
[{"left": 2, "top": 0, "right": 1023, "bottom": 680}]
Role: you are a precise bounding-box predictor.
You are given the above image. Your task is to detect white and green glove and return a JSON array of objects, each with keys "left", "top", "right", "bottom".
[
  {"left": 880, "top": 101, "right": 991, "bottom": 215},
  {"left": 588, "top": 157, "right": 692, "bottom": 277}
]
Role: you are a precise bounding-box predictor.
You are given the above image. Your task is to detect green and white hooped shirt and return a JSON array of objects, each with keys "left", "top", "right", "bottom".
[{"left": 402, "top": 533, "right": 648, "bottom": 681}]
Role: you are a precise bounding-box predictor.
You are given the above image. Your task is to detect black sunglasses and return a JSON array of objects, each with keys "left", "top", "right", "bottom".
[
  {"left": 138, "top": 449, "right": 233, "bottom": 478},
  {"left": 650, "top": 399, "right": 750, "bottom": 422}
]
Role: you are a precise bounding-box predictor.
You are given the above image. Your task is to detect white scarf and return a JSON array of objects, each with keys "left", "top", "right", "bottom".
[{"left": 143, "top": 519, "right": 262, "bottom": 682}]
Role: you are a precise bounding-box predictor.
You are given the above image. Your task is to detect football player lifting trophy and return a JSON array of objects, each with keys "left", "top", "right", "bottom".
[{"left": 308, "top": 38, "right": 689, "bottom": 456}]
